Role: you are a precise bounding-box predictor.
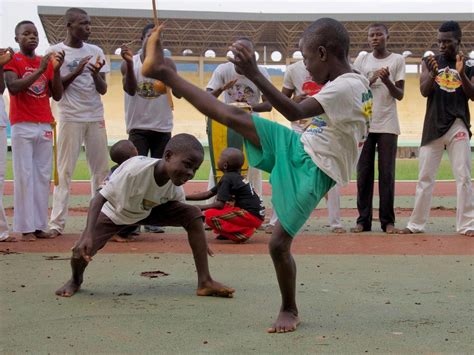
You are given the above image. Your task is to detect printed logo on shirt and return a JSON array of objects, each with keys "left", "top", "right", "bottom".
[
  {"left": 454, "top": 131, "right": 468, "bottom": 141},
  {"left": 137, "top": 81, "right": 164, "bottom": 99},
  {"left": 306, "top": 116, "right": 327, "bottom": 134},
  {"left": 23, "top": 71, "right": 48, "bottom": 98},
  {"left": 360, "top": 90, "right": 373, "bottom": 143},
  {"left": 43, "top": 130, "right": 53, "bottom": 140},
  {"left": 435, "top": 66, "right": 462, "bottom": 93},
  {"left": 226, "top": 83, "right": 258, "bottom": 105},
  {"left": 99, "top": 120, "right": 106, "bottom": 129}
]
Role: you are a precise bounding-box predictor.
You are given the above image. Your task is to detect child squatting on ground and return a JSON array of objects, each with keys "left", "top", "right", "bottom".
[
  {"left": 56, "top": 133, "right": 235, "bottom": 298},
  {"left": 186, "top": 147, "right": 265, "bottom": 243},
  {"left": 141, "top": 18, "right": 372, "bottom": 333}
]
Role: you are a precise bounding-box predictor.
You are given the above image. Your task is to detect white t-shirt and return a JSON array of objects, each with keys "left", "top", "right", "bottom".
[
  {"left": 47, "top": 42, "right": 110, "bottom": 122},
  {"left": 206, "top": 62, "right": 270, "bottom": 106},
  {"left": 99, "top": 156, "right": 185, "bottom": 225},
  {"left": 301, "top": 73, "right": 372, "bottom": 185},
  {"left": 124, "top": 54, "right": 173, "bottom": 133},
  {"left": 353, "top": 52, "right": 405, "bottom": 135},
  {"left": 0, "top": 95, "right": 7, "bottom": 127},
  {"left": 283, "top": 60, "right": 323, "bottom": 132}
]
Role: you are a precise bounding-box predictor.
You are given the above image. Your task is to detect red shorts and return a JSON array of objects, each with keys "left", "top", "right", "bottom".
[{"left": 204, "top": 204, "right": 263, "bottom": 243}]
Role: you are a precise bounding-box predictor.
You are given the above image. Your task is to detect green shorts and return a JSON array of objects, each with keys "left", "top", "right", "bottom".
[{"left": 244, "top": 115, "right": 335, "bottom": 237}]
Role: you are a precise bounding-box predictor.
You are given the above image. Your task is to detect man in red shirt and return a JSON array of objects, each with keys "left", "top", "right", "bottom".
[{"left": 4, "top": 21, "right": 64, "bottom": 241}]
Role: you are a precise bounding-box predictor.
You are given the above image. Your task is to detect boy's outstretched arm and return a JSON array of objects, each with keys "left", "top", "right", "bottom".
[
  {"left": 228, "top": 42, "right": 324, "bottom": 121},
  {"left": 141, "top": 26, "right": 261, "bottom": 148},
  {"left": 75, "top": 194, "right": 107, "bottom": 262}
]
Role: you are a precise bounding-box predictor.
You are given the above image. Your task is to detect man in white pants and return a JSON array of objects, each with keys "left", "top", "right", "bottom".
[
  {"left": 0, "top": 48, "right": 14, "bottom": 242},
  {"left": 400, "top": 21, "right": 474, "bottom": 236},
  {"left": 48, "top": 8, "right": 110, "bottom": 237},
  {"left": 206, "top": 37, "right": 272, "bottom": 198},
  {"left": 266, "top": 55, "right": 345, "bottom": 234}
]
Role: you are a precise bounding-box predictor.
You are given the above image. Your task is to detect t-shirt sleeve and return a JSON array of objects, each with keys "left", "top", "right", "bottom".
[
  {"left": 282, "top": 65, "right": 295, "bottom": 90},
  {"left": 206, "top": 65, "right": 224, "bottom": 90},
  {"left": 352, "top": 55, "right": 364, "bottom": 73},
  {"left": 215, "top": 175, "right": 233, "bottom": 202},
  {"left": 3, "top": 56, "right": 19, "bottom": 74},
  {"left": 313, "top": 78, "right": 354, "bottom": 124},
  {"left": 393, "top": 55, "right": 406, "bottom": 82}
]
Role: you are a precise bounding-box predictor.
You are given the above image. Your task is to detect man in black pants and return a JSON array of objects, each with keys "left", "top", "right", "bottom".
[{"left": 351, "top": 23, "right": 406, "bottom": 234}]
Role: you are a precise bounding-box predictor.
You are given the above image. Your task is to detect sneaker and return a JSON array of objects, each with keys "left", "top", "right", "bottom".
[{"left": 143, "top": 225, "right": 165, "bottom": 233}]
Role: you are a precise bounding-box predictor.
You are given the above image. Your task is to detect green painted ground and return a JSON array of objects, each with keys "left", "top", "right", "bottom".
[{"left": 1, "top": 254, "right": 472, "bottom": 354}]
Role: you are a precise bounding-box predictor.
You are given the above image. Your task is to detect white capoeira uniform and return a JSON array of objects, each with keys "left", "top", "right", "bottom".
[
  {"left": 0, "top": 94, "right": 9, "bottom": 240},
  {"left": 4, "top": 53, "right": 55, "bottom": 233},
  {"left": 47, "top": 42, "right": 110, "bottom": 234}
]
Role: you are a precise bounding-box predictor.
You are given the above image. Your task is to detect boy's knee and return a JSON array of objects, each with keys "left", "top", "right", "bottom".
[
  {"left": 183, "top": 205, "right": 204, "bottom": 230},
  {"left": 269, "top": 236, "right": 291, "bottom": 257}
]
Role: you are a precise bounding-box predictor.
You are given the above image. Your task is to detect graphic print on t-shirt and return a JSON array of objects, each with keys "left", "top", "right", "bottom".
[
  {"left": 435, "top": 66, "right": 462, "bottom": 93},
  {"left": 137, "top": 80, "right": 163, "bottom": 99},
  {"left": 226, "top": 83, "right": 257, "bottom": 104},
  {"left": 23, "top": 70, "right": 48, "bottom": 98}
]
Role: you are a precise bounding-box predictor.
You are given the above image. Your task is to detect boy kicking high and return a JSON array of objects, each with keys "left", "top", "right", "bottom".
[
  {"left": 56, "top": 134, "right": 234, "bottom": 298},
  {"left": 142, "top": 18, "right": 372, "bottom": 333}
]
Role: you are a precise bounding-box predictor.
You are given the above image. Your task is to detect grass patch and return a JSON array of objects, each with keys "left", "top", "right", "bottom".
[{"left": 4, "top": 149, "right": 472, "bottom": 181}]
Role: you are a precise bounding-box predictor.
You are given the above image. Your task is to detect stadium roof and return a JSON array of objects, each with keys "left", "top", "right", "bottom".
[{"left": 38, "top": 6, "right": 474, "bottom": 60}]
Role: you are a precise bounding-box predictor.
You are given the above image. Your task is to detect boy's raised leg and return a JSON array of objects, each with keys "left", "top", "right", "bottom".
[
  {"left": 267, "top": 222, "right": 300, "bottom": 333},
  {"left": 185, "top": 218, "right": 235, "bottom": 298},
  {"left": 141, "top": 25, "right": 261, "bottom": 148}
]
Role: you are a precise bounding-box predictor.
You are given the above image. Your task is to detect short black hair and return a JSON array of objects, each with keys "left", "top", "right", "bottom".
[
  {"left": 164, "top": 133, "right": 204, "bottom": 157},
  {"left": 368, "top": 23, "right": 389, "bottom": 34},
  {"left": 141, "top": 23, "right": 155, "bottom": 40},
  {"left": 302, "top": 18, "right": 349, "bottom": 61},
  {"left": 439, "top": 21, "right": 462, "bottom": 41},
  {"left": 65, "top": 7, "right": 88, "bottom": 24},
  {"left": 15, "top": 20, "right": 35, "bottom": 36},
  {"left": 235, "top": 37, "right": 254, "bottom": 49},
  {"left": 109, "top": 140, "right": 136, "bottom": 165},
  {"left": 221, "top": 148, "right": 244, "bottom": 172}
]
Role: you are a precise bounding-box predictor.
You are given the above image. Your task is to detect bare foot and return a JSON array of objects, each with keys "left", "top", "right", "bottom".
[
  {"left": 141, "top": 24, "right": 165, "bottom": 78},
  {"left": 267, "top": 311, "right": 300, "bottom": 333},
  {"left": 385, "top": 224, "right": 399, "bottom": 234},
  {"left": 196, "top": 280, "right": 235, "bottom": 298},
  {"left": 464, "top": 230, "right": 474, "bottom": 237},
  {"left": 349, "top": 224, "right": 365, "bottom": 233},
  {"left": 398, "top": 227, "right": 414, "bottom": 234},
  {"left": 0, "top": 236, "right": 17, "bottom": 242},
  {"left": 21, "top": 233, "right": 36, "bottom": 242},
  {"left": 55, "top": 279, "right": 81, "bottom": 297},
  {"left": 331, "top": 227, "right": 346, "bottom": 234},
  {"left": 35, "top": 230, "right": 58, "bottom": 239},
  {"left": 111, "top": 235, "right": 136, "bottom": 243}
]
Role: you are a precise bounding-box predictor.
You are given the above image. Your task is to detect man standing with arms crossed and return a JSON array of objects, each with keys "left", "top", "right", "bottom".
[{"left": 47, "top": 7, "right": 110, "bottom": 237}]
